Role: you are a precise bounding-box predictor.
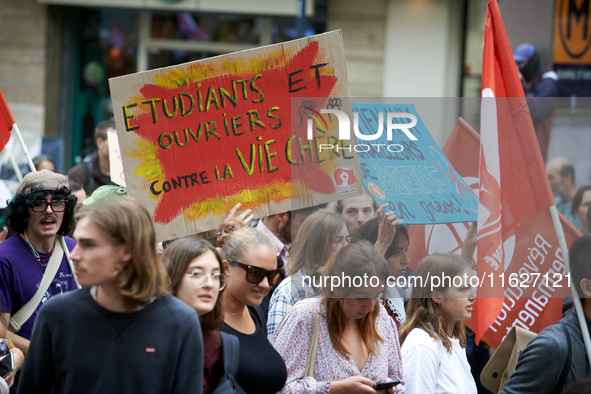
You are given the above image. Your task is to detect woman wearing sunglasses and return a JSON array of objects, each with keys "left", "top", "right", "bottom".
[
  {"left": 272, "top": 241, "right": 405, "bottom": 393},
  {"left": 163, "top": 237, "right": 234, "bottom": 394},
  {"left": 218, "top": 227, "right": 287, "bottom": 393}
]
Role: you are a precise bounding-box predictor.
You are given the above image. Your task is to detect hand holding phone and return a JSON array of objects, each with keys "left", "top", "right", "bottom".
[
  {"left": 374, "top": 380, "right": 400, "bottom": 391},
  {"left": 0, "top": 352, "right": 14, "bottom": 378}
]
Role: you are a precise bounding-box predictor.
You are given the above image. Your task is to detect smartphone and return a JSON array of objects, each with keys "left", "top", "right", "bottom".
[
  {"left": 0, "top": 352, "right": 14, "bottom": 378},
  {"left": 374, "top": 380, "right": 400, "bottom": 390}
]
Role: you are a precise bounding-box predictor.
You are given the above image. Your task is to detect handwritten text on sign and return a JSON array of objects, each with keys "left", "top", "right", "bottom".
[
  {"left": 109, "top": 31, "right": 360, "bottom": 241},
  {"left": 351, "top": 103, "right": 478, "bottom": 224}
]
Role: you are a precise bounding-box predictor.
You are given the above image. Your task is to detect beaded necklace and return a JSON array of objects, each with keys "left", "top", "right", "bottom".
[{"left": 23, "top": 231, "right": 56, "bottom": 267}]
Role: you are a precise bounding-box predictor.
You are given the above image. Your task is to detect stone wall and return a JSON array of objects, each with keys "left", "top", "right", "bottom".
[
  {"left": 0, "top": 0, "right": 48, "bottom": 154},
  {"left": 327, "top": 0, "right": 387, "bottom": 97}
]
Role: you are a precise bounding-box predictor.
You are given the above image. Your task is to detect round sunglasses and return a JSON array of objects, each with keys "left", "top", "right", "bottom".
[{"left": 227, "top": 259, "right": 281, "bottom": 285}]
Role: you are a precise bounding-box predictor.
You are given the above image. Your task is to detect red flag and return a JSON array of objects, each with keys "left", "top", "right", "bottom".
[
  {"left": 0, "top": 87, "right": 15, "bottom": 152},
  {"left": 474, "top": 0, "right": 557, "bottom": 343},
  {"left": 407, "top": 117, "right": 581, "bottom": 348}
]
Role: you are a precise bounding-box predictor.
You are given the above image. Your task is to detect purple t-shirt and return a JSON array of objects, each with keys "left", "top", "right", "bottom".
[{"left": 0, "top": 234, "right": 77, "bottom": 340}]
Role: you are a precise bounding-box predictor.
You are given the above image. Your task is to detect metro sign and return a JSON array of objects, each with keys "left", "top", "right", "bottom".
[{"left": 554, "top": 0, "right": 591, "bottom": 63}]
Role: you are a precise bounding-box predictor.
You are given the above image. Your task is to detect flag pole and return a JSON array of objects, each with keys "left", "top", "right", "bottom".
[
  {"left": 5, "top": 141, "right": 23, "bottom": 181},
  {"left": 549, "top": 205, "right": 591, "bottom": 365},
  {"left": 11, "top": 123, "right": 35, "bottom": 173}
]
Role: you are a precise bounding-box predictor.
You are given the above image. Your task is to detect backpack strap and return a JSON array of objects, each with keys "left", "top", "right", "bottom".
[
  {"left": 299, "top": 300, "right": 320, "bottom": 377},
  {"left": 219, "top": 332, "right": 240, "bottom": 387},
  {"left": 550, "top": 324, "right": 572, "bottom": 394},
  {"left": 9, "top": 236, "right": 65, "bottom": 332}
]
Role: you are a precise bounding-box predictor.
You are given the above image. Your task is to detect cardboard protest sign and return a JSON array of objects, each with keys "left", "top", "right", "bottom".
[
  {"left": 109, "top": 30, "right": 361, "bottom": 241},
  {"left": 107, "top": 129, "right": 125, "bottom": 187},
  {"left": 351, "top": 102, "right": 477, "bottom": 224},
  {"left": 408, "top": 117, "right": 581, "bottom": 348}
]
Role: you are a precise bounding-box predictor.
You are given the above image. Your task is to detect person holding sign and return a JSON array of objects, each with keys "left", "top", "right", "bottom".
[
  {"left": 400, "top": 254, "right": 477, "bottom": 394},
  {"left": 218, "top": 227, "right": 287, "bottom": 393},
  {"left": 336, "top": 194, "right": 378, "bottom": 237},
  {"left": 17, "top": 196, "right": 203, "bottom": 393},
  {"left": 271, "top": 241, "right": 405, "bottom": 394},
  {"left": 352, "top": 215, "right": 409, "bottom": 329}
]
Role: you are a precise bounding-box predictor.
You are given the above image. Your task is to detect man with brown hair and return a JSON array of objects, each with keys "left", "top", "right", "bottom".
[
  {"left": 68, "top": 118, "right": 116, "bottom": 195},
  {"left": 336, "top": 193, "right": 379, "bottom": 236}
]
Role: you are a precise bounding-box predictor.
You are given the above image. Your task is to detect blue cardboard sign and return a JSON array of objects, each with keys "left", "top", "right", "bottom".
[{"left": 351, "top": 103, "right": 477, "bottom": 224}]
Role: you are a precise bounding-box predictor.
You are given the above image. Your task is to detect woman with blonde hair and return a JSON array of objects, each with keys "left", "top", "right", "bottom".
[
  {"left": 218, "top": 226, "right": 287, "bottom": 393},
  {"left": 399, "top": 253, "right": 477, "bottom": 394},
  {"left": 272, "top": 241, "right": 404, "bottom": 393},
  {"left": 267, "top": 211, "right": 349, "bottom": 338},
  {"left": 18, "top": 196, "right": 203, "bottom": 393}
]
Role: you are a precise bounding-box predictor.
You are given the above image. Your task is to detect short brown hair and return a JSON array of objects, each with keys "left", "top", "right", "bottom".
[
  {"left": 335, "top": 190, "right": 378, "bottom": 214},
  {"left": 95, "top": 118, "right": 116, "bottom": 140}
]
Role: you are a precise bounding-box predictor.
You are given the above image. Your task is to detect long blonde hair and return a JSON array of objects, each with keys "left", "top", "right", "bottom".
[{"left": 399, "top": 253, "right": 473, "bottom": 352}]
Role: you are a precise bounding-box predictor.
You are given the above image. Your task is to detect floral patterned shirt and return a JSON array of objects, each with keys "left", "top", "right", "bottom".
[{"left": 271, "top": 298, "right": 406, "bottom": 393}]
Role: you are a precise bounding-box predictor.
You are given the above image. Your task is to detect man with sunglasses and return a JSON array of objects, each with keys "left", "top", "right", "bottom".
[{"left": 0, "top": 170, "right": 78, "bottom": 361}]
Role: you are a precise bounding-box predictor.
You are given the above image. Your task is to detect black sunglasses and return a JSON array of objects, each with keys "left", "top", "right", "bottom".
[{"left": 227, "top": 259, "right": 281, "bottom": 285}]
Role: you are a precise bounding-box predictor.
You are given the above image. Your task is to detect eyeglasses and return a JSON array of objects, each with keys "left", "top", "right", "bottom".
[
  {"left": 31, "top": 200, "right": 67, "bottom": 212},
  {"left": 185, "top": 270, "right": 226, "bottom": 291},
  {"left": 334, "top": 236, "right": 351, "bottom": 246},
  {"left": 227, "top": 259, "right": 281, "bottom": 285}
]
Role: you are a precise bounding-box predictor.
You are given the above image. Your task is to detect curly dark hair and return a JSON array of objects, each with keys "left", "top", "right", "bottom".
[{"left": 3, "top": 186, "right": 77, "bottom": 235}]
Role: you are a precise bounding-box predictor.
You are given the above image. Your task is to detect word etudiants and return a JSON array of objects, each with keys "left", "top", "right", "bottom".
[{"left": 123, "top": 75, "right": 265, "bottom": 131}]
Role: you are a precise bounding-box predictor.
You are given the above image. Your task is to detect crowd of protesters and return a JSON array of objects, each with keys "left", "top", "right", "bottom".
[{"left": 0, "top": 116, "right": 590, "bottom": 394}]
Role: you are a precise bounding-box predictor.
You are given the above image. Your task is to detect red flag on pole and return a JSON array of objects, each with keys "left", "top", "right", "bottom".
[
  {"left": 475, "top": 0, "right": 556, "bottom": 342},
  {"left": 0, "top": 87, "right": 15, "bottom": 152},
  {"left": 407, "top": 117, "right": 581, "bottom": 348}
]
